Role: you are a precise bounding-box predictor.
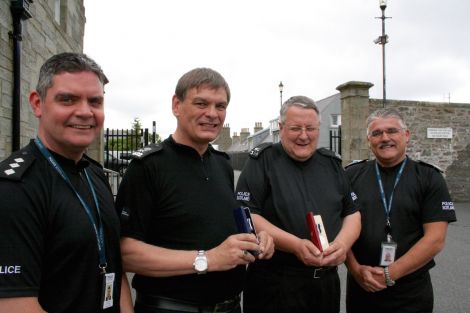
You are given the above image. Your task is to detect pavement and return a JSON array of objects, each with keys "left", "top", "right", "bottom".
[{"left": 339, "top": 202, "right": 470, "bottom": 313}]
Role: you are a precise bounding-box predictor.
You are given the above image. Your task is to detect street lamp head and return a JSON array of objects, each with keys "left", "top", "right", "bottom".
[
  {"left": 279, "top": 81, "right": 284, "bottom": 92},
  {"left": 379, "top": 0, "right": 387, "bottom": 10}
]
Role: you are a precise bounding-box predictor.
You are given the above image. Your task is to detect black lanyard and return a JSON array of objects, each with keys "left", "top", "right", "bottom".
[{"left": 34, "top": 137, "right": 107, "bottom": 273}]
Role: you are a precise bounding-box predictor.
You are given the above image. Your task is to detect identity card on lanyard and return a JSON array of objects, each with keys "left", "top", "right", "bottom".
[
  {"left": 34, "top": 137, "right": 115, "bottom": 309},
  {"left": 375, "top": 157, "right": 407, "bottom": 267}
]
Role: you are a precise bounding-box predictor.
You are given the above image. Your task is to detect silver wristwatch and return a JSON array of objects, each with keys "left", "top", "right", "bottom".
[
  {"left": 193, "top": 250, "right": 208, "bottom": 274},
  {"left": 384, "top": 266, "right": 395, "bottom": 286}
]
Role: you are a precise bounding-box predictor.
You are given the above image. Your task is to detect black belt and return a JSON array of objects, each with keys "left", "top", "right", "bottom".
[
  {"left": 136, "top": 293, "right": 240, "bottom": 313},
  {"left": 311, "top": 266, "right": 337, "bottom": 279},
  {"left": 250, "top": 261, "right": 337, "bottom": 279}
]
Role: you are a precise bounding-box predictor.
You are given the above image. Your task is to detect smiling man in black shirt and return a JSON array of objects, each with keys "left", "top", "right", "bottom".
[
  {"left": 345, "top": 108, "right": 457, "bottom": 313},
  {"left": 0, "top": 53, "right": 130, "bottom": 313}
]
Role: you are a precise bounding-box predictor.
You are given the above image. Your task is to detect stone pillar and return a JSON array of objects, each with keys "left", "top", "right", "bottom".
[{"left": 336, "top": 81, "right": 374, "bottom": 166}]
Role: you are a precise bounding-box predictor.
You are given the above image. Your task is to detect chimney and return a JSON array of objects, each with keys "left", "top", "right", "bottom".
[
  {"left": 212, "top": 123, "right": 231, "bottom": 151},
  {"left": 254, "top": 122, "right": 263, "bottom": 134},
  {"left": 240, "top": 128, "right": 250, "bottom": 143},
  {"left": 232, "top": 132, "right": 240, "bottom": 145}
]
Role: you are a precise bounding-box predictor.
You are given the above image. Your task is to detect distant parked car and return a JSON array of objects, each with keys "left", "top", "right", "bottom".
[
  {"left": 119, "top": 151, "right": 134, "bottom": 160},
  {"left": 104, "top": 152, "right": 129, "bottom": 175}
]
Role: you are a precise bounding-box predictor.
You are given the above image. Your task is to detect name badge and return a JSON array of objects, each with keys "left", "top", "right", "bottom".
[
  {"left": 380, "top": 240, "right": 397, "bottom": 266},
  {"left": 101, "top": 272, "right": 115, "bottom": 309}
]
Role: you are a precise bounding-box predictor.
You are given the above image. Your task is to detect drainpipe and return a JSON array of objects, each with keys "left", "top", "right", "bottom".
[{"left": 9, "top": 0, "right": 32, "bottom": 152}]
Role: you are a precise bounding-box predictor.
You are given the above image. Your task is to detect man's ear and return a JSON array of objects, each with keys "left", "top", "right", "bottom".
[
  {"left": 29, "top": 91, "right": 42, "bottom": 118},
  {"left": 172, "top": 95, "right": 181, "bottom": 117}
]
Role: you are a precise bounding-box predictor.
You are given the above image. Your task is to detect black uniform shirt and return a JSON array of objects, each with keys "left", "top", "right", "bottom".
[
  {"left": 236, "top": 143, "right": 359, "bottom": 266},
  {"left": 0, "top": 140, "right": 122, "bottom": 313},
  {"left": 116, "top": 136, "right": 245, "bottom": 303},
  {"left": 346, "top": 158, "right": 457, "bottom": 275}
]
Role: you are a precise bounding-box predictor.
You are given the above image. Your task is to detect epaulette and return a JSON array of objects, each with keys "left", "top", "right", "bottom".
[
  {"left": 0, "top": 148, "right": 36, "bottom": 181},
  {"left": 208, "top": 145, "right": 230, "bottom": 160},
  {"left": 417, "top": 160, "right": 443, "bottom": 173},
  {"left": 317, "top": 147, "right": 342, "bottom": 162},
  {"left": 131, "top": 143, "right": 163, "bottom": 159},
  {"left": 249, "top": 142, "right": 273, "bottom": 159},
  {"left": 345, "top": 159, "right": 368, "bottom": 169}
]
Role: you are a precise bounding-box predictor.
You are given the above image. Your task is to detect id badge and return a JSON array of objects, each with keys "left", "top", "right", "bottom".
[
  {"left": 380, "top": 241, "right": 397, "bottom": 266},
  {"left": 101, "top": 272, "right": 115, "bottom": 309}
]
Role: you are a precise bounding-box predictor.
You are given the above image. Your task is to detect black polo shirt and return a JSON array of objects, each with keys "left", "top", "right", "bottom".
[
  {"left": 235, "top": 143, "right": 359, "bottom": 266},
  {"left": 0, "top": 140, "right": 122, "bottom": 313},
  {"left": 116, "top": 136, "right": 245, "bottom": 304},
  {"left": 345, "top": 158, "right": 457, "bottom": 273}
]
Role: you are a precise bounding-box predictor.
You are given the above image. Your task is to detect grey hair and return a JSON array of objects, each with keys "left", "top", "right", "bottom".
[
  {"left": 366, "top": 108, "right": 407, "bottom": 135},
  {"left": 36, "top": 52, "right": 108, "bottom": 100},
  {"left": 175, "top": 67, "right": 231, "bottom": 103},
  {"left": 279, "top": 95, "right": 321, "bottom": 123}
]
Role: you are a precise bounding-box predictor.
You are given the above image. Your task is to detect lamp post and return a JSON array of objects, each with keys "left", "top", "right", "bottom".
[
  {"left": 278, "top": 81, "right": 284, "bottom": 107},
  {"left": 375, "top": 0, "right": 390, "bottom": 107}
]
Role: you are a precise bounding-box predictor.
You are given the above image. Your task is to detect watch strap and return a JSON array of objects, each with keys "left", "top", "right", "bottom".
[{"left": 384, "top": 266, "right": 395, "bottom": 286}]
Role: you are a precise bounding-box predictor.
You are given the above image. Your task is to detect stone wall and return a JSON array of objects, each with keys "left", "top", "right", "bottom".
[
  {"left": 338, "top": 81, "right": 470, "bottom": 202},
  {"left": 0, "top": 1, "right": 86, "bottom": 160}
]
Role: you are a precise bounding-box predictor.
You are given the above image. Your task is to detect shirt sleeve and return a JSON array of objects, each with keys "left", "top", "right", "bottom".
[
  {"left": 0, "top": 181, "right": 44, "bottom": 298},
  {"left": 420, "top": 167, "right": 457, "bottom": 223},
  {"left": 115, "top": 158, "right": 157, "bottom": 241},
  {"left": 235, "top": 157, "right": 267, "bottom": 215}
]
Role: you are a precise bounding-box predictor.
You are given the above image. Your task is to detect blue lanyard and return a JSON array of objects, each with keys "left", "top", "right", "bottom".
[
  {"left": 374, "top": 157, "right": 407, "bottom": 229},
  {"left": 34, "top": 137, "right": 107, "bottom": 273}
]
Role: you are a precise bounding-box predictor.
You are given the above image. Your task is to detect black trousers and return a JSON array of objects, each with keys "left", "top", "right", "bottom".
[
  {"left": 243, "top": 262, "right": 340, "bottom": 313},
  {"left": 346, "top": 270, "right": 433, "bottom": 313}
]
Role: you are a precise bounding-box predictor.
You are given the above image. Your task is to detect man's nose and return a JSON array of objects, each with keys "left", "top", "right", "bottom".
[
  {"left": 205, "top": 104, "right": 218, "bottom": 117},
  {"left": 75, "top": 100, "right": 93, "bottom": 116}
]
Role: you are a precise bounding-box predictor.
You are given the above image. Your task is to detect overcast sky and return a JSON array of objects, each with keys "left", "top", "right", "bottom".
[{"left": 83, "top": 0, "right": 470, "bottom": 139}]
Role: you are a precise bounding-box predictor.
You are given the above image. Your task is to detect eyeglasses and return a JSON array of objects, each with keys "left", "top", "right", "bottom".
[
  {"left": 368, "top": 127, "right": 405, "bottom": 138},
  {"left": 285, "top": 125, "right": 319, "bottom": 135}
]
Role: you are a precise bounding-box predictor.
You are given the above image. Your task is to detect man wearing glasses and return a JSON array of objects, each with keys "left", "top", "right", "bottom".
[
  {"left": 345, "top": 108, "right": 456, "bottom": 313},
  {"left": 236, "top": 95, "right": 361, "bottom": 313}
]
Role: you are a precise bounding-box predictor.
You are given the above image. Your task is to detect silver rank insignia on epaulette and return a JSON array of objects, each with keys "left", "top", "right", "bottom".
[
  {"left": 249, "top": 143, "right": 272, "bottom": 159},
  {"left": 131, "top": 144, "right": 163, "bottom": 159},
  {"left": 132, "top": 146, "right": 154, "bottom": 157},
  {"left": 249, "top": 147, "right": 262, "bottom": 158},
  {"left": 3, "top": 158, "right": 25, "bottom": 176},
  {"left": 345, "top": 159, "right": 368, "bottom": 169}
]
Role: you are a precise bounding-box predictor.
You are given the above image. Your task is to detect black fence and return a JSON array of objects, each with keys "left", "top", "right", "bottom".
[
  {"left": 329, "top": 126, "right": 341, "bottom": 156},
  {"left": 103, "top": 127, "right": 159, "bottom": 197},
  {"left": 103, "top": 127, "right": 159, "bottom": 175}
]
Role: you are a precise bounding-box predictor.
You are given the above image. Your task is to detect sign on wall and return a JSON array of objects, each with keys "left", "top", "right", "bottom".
[{"left": 427, "top": 128, "right": 453, "bottom": 139}]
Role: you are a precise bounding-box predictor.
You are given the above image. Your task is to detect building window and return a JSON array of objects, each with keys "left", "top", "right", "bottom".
[
  {"left": 54, "top": 0, "right": 61, "bottom": 24},
  {"left": 330, "top": 114, "right": 341, "bottom": 128}
]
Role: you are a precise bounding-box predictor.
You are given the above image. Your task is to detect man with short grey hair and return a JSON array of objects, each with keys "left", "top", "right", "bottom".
[
  {"left": 236, "top": 95, "right": 361, "bottom": 313},
  {"left": 345, "top": 107, "right": 456, "bottom": 312}
]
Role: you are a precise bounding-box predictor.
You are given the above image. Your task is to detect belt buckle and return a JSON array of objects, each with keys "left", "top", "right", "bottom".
[{"left": 313, "top": 267, "right": 323, "bottom": 279}]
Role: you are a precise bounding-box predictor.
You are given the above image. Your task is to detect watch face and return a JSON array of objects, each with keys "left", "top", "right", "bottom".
[{"left": 195, "top": 257, "right": 207, "bottom": 272}]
